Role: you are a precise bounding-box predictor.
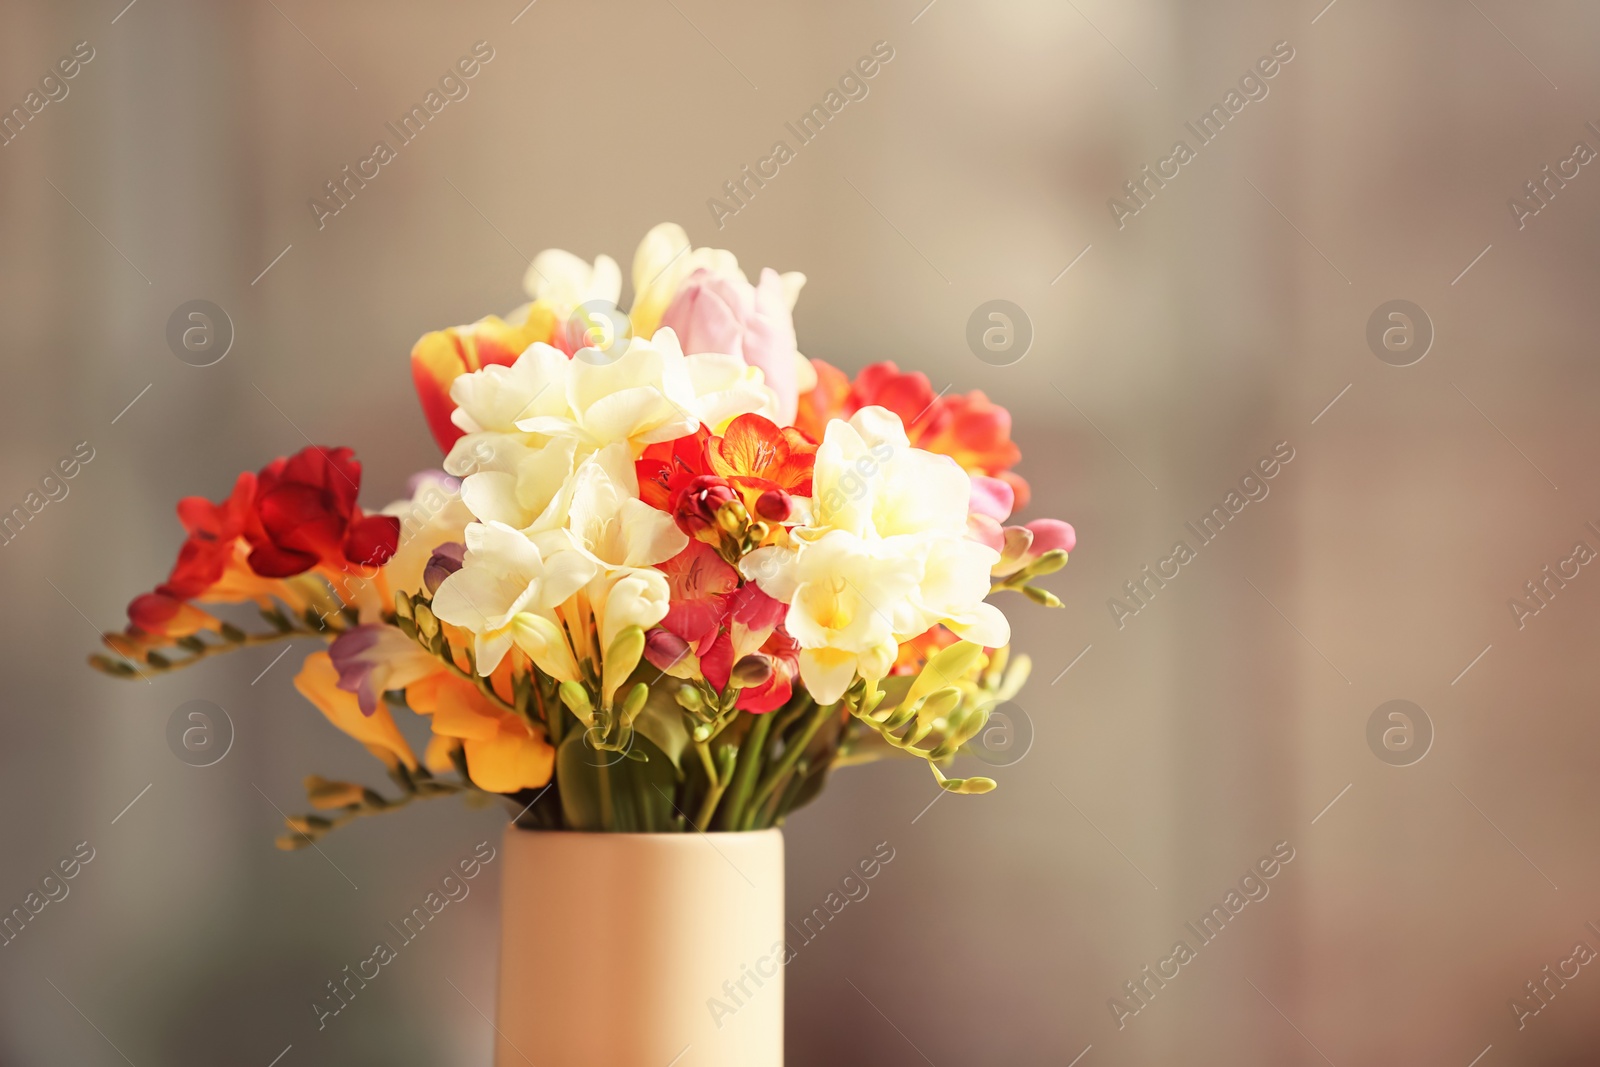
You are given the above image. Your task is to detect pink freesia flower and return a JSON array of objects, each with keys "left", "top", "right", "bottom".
[
  {"left": 993, "top": 518, "right": 1077, "bottom": 577},
  {"left": 969, "top": 474, "right": 1015, "bottom": 522},
  {"left": 660, "top": 267, "right": 802, "bottom": 425}
]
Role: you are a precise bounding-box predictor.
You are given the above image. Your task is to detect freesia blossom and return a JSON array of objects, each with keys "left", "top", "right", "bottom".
[
  {"left": 804, "top": 359, "right": 1032, "bottom": 509},
  {"left": 410, "top": 310, "right": 560, "bottom": 452},
  {"left": 126, "top": 469, "right": 264, "bottom": 634},
  {"left": 660, "top": 267, "right": 814, "bottom": 426},
  {"left": 993, "top": 518, "right": 1076, "bottom": 577},
  {"left": 295, "top": 652, "right": 417, "bottom": 771},
  {"left": 516, "top": 329, "right": 778, "bottom": 450},
  {"left": 706, "top": 413, "right": 815, "bottom": 502},
  {"left": 380, "top": 472, "right": 476, "bottom": 597},
  {"left": 647, "top": 543, "right": 795, "bottom": 710},
  {"left": 523, "top": 246, "right": 622, "bottom": 319},
  {"left": 430, "top": 521, "right": 597, "bottom": 676},
  {"left": 636, "top": 414, "right": 814, "bottom": 547},
  {"left": 124, "top": 448, "right": 393, "bottom": 637},
  {"left": 329, "top": 624, "right": 444, "bottom": 715},
  {"left": 247, "top": 447, "right": 400, "bottom": 579},
  {"left": 743, "top": 406, "right": 1008, "bottom": 703},
  {"left": 748, "top": 530, "right": 922, "bottom": 704},
  {"left": 562, "top": 445, "right": 689, "bottom": 571},
  {"left": 406, "top": 670, "right": 554, "bottom": 793},
  {"left": 629, "top": 222, "right": 748, "bottom": 338},
  {"left": 549, "top": 446, "right": 682, "bottom": 702}
]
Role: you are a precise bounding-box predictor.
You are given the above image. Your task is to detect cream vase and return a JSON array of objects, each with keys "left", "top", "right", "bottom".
[{"left": 494, "top": 825, "right": 785, "bottom": 1067}]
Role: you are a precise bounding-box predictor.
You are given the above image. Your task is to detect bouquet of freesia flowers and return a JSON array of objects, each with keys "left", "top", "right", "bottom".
[{"left": 92, "top": 223, "right": 1073, "bottom": 841}]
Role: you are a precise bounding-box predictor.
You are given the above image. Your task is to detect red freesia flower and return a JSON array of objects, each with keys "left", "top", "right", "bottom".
[
  {"left": 738, "top": 630, "right": 799, "bottom": 712},
  {"left": 126, "top": 470, "right": 260, "bottom": 634},
  {"left": 645, "top": 543, "right": 793, "bottom": 711},
  {"left": 638, "top": 417, "right": 814, "bottom": 543},
  {"left": 165, "top": 471, "right": 261, "bottom": 598},
  {"left": 636, "top": 428, "right": 713, "bottom": 512},
  {"left": 124, "top": 446, "right": 399, "bottom": 635},
  {"left": 246, "top": 447, "right": 400, "bottom": 578},
  {"left": 655, "top": 541, "right": 741, "bottom": 655}
]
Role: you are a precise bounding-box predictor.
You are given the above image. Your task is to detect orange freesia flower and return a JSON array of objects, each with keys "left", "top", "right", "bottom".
[
  {"left": 294, "top": 652, "right": 418, "bottom": 771},
  {"left": 405, "top": 671, "right": 554, "bottom": 794},
  {"left": 410, "top": 306, "right": 559, "bottom": 452},
  {"left": 794, "top": 358, "right": 851, "bottom": 443},
  {"left": 707, "top": 413, "right": 816, "bottom": 497}
]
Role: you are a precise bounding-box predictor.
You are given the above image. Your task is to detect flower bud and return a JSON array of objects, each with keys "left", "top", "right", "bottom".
[
  {"left": 1025, "top": 519, "right": 1075, "bottom": 557},
  {"left": 992, "top": 519, "right": 1075, "bottom": 578},
  {"left": 644, "top": 628, "right": 692, "bottom": 674},
  {"left": 413, "top": 602, "right": 440, "bottom": 641},
  {"left": 423, "top": 541, "right": 466, "bottom": 594},
  {"left": 674, "top": 475, "right": 737, "bottom": 536},
  {"left": 715, "top": 498, "right": 749, "bottom": 535},
  {"left": 730, "top": 654, "right": 773, "bottom": 688},
  {"left": 619, "top": 682, "right": 650, "bottom": 728},
  {"left": 559, "top": 680, "right": 595, "bottom": 725},
  {"left": 754, "top": 489, "right": 792, "bottom": 523},
  {"left": 992, "top": 525, "right": 1035, "bottom": 577}
]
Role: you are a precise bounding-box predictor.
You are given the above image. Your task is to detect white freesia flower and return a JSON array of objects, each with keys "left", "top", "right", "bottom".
[
  {"left": 441, "top": 344, "right": 574, "bottom": 499},
  {"left": 513, "top": 329, "right": 777, "bottom": 451},
  {"left": 743, "top": 406, "right": 1008, "bottom": 703},
  {"left": 380, "top": 473, "right": 476, "bottom": 596},
  {"left": 430, "top": 521, "right": 597, "bottom": 676},
  {"left": 434, "top": 444, "right": 682, "bottom": 703},
  {"left": 555, "top": 446, "right": 682, "bottom": 701},
  {"left": 564, "top": 444, "right": 688, "bottom": 570},
  {"left": 448, "top": 344, "right": 570, "bottom": 437},
  {"left": 523, "top": 246, "right": 623, "bottom": 318},
  {"left": 456, "top": 437, "right": 579, "bottom": 533},
  {"left": 765, "top": 530, "right": 921, "bottom": 705},
  {"left": 437, "top": 328, "right": 775, "bottom": 538}
]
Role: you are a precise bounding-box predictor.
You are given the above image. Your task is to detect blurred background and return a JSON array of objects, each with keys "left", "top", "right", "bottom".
[{"left": 4, "top": 0, "right": 1600, "bottom": 1063}]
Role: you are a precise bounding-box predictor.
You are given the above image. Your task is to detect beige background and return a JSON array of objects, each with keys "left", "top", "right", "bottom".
[{"left": 3, "top": 0, "right": 1600, "bottom": 1063}]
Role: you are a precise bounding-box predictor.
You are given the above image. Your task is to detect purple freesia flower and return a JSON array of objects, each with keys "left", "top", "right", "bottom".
[
  {"left": 423, "top": 541, "right": 467, "bottom": 595},
  {"left": 329, "top": 624, "right": 441, "bottom": 715}
]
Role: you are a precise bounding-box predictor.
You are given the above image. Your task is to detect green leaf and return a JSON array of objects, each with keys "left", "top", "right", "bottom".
[{"left": 631, "top": 683, "right": 691, "bottom": 771}]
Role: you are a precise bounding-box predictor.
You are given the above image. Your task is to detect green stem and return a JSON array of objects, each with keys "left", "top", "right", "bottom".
[
  {"left": 769, "top": 757, "right": 814, "bottom": 827},
  {"left": 279, "top": 774, "right": 475, "bottom": 849},
  {"left": 91, "top": 626, "right": 321, "bottom": 679},
  {"left": 432, "top": 647, "right": 525, "bottom": 720},
  {"left": 747, "top": 697, "right": 830, "bottom": 819},
  {"left": 692, "top": 741, "right": 731, "bottom": 833},
  {"left": 740, "top": 707, "right": 792, "bottom": 831},
  {"left": 718, "top": 711, "right": 773, "bottom": 832}
]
